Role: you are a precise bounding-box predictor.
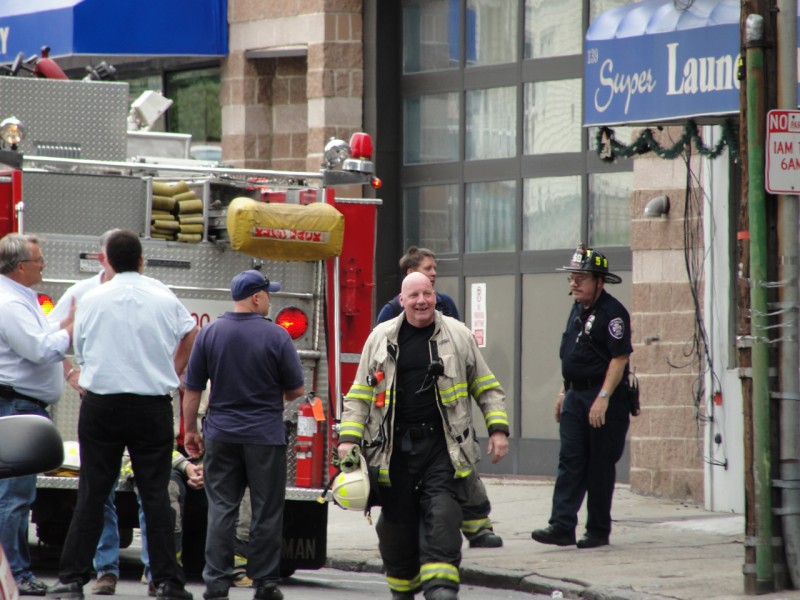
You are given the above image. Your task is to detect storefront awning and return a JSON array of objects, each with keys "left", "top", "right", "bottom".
[
  {"left": 584, "top": 0, "right": 741, "bottom": 126},
  {"left": 0, "top": 0, "right": 228, "bottom": 63}
]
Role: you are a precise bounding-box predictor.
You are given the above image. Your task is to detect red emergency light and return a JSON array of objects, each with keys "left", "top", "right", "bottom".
[
  {"left": 349, "top": 133, "right": 373, "bottom": 160},
  {"left": 275, "top": 307, "right": 308, "bottom": 340}
]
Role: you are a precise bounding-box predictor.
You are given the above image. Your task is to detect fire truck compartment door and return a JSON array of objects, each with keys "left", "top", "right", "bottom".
[{"left": 226, "top": 197, "right": 345, "bottom": 261}]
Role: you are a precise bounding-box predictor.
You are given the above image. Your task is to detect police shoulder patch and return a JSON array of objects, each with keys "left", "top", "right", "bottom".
[{"left": 608, "top": 317, "right": 624, "bottom": 340}]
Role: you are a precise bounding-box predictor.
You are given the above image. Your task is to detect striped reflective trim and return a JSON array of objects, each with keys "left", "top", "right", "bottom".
[
  {"left": 437, "top": 382, "right": 469, "bottom": 404},
  {"left": 454, "top": 464, "right": 473, "bottom": 478},
  {"left": 484, "top": 410, "right": 509, "bottom": 428},
  {"left": 461, "top": 517, "right": 492, "bottom": 534},
  {"left": 338, "top": 421, "right": 365, "bottom": 439},
  {"left": 469, "top": 374, "right": 501, "bottom": 397},
  {"left": 377, "top": 468, "right": 391, "bottom": 485},
  {"left": 346, "top": 385, "right": 399, "bottom": 405},
  {"left": 420, "top": 562, "right": 460, "bottom": 585},
  {"left": 345, "top": 383, "right": 373, "bottom": 402},
  {"left": 386, "top": 573, "right": 421, "bottom": 593}
]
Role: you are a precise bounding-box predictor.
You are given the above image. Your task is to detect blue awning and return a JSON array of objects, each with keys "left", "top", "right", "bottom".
[
  {"left": 0, "top": 0, "right": 228, "bottom": 63},
  {"left": 584, "top": 0, "right": 741, "bottom": 126}
]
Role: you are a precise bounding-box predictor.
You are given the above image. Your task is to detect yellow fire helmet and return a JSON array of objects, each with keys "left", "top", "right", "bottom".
[{"left": 331, "top": 454, "right": 370, "bottom": 512}]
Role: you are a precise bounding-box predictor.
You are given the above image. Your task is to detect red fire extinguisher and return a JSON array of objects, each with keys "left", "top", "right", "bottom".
[{"left": 295, "top": 399, "right": 324, "bottom": 487}]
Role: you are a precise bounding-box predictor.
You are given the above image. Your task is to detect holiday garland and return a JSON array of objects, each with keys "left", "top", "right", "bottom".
[{"left": 595, "top": 119, "right": 740, "bottom": 163}]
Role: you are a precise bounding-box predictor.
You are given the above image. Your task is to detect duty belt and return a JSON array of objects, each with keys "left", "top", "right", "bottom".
[
  {"left": 565, "top": 379, "right": 604, "bottom": 391},
  {"left": 0, "top": 384, "right": 49, "bottom": 410}
]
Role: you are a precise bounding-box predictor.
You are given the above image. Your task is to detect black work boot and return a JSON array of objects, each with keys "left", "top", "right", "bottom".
[{"left": 530, "top": 525, "right": 576, "bottom": 546}]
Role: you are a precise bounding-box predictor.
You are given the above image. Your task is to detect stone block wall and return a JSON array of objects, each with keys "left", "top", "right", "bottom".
[
  {"left": 223, "top": 0, "right": 364, "bottom": 171},
  {"left": 628, "top": 128, "right": 707, "bottom": 503}
]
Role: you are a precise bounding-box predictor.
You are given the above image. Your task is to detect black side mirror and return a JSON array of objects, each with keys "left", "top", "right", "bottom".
[{"left": 0, "top": 415, "right": 63, "bottom": 479}]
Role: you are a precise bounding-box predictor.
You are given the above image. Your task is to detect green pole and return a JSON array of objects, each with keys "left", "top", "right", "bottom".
[{"left": 745, "top": 14, "right": 774, "bottom": 593}]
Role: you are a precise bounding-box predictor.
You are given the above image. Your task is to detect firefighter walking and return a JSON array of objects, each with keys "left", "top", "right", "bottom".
[{"left": 338, "top": 272, "right": 510, "bottom": 600}]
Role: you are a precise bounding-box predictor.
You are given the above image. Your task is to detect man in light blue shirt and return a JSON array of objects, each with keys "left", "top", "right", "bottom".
[
  {"left": 48, "top": 229, "right": 121, "bottom": 596},
  {"left": 47, "top": 230, "right": 198, "bottom": 600},
  {"left": 0, "top": 233, "right": 74, "bottom": 595}
]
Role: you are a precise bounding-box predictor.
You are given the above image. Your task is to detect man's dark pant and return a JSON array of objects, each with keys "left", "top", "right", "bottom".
[
  {"left": 58, "top": 392, "right": 183, "bottom": 587},
  {"left": 376, "top": 429, "right": 463, "bottom": 595},
  {"left": 549, "top": 387, "right": 630, "bottom": 538},
  {"left": 202, "top": 440, "right": 286, "bottom": 593}
]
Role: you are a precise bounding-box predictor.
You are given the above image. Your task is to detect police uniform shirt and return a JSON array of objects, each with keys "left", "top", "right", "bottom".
[{"left": 560, "top": 290, "right": 632, "bottom": 384}]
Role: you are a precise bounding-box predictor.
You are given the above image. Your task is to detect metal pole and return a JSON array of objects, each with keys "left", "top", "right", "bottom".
[
  {"left": 745, "top": 13, "right": 774, "bottom": 593},
  {"left": 776, "top": 0, "right": 800, "bottom": 589}
]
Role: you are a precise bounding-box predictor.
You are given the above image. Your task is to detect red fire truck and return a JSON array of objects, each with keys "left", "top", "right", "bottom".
[{"left": 0, "top": 75, "right": 380, "bottom": 576}]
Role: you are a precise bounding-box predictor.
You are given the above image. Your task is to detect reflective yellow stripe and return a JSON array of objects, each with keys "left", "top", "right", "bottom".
[
  {"left": 377, "top": 468, "right": 391, "bottom": 485},
  {"left": 386, "top": 574, "right": 421, "bottom": 593},
  {"left": 484, "top": 410, "right": 509, "bottom": 428},
  {"left": 438, "top": 382, "right": 469, "bottom": 404},
  {"left": 454, "top": 465, "right": 473, "bottom": 478},
  {"left": 420, "top": 562, "right": 460, "bottom": 585},
  {"left": 338, "top": 421, "right": 365, "bottom": 439},
  {"left": 469, "top": 373, "right": 499, "bottom": 394},
  {"left": 461, "top": 517, "right": 492, "bottom": 534}
]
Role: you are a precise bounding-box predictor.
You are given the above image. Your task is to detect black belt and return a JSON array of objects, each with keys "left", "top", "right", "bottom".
[
  {"left": 565, "top": 379, "right": 604, "bottom": 391},
  {"left": 0, "top": 384, "right": 50, "bottom": 410},
  {"left": 395, "top": 421, "right": 442, "bottom": 440}
]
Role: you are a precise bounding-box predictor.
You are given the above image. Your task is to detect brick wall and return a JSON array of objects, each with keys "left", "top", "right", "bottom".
[
  {"left": 629, "top": 128, "right": 706, "bottom": 503},
  {"left": 223, "top": 0, "right": 364, "bottom": 172}
]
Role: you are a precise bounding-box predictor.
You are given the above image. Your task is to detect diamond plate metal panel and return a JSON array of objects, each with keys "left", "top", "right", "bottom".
[
  {"left": 25, "top": 172, "right": 147, "bottom": 236},
  {"left": 37, "top": 234, "right": 332, "bottom": 496},
  {"left": 0, "top": 78, "right": 128, "bottom": 160}
]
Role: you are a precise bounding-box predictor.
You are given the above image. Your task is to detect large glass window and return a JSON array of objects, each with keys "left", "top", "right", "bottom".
[
  {"left": 404, "top": 185, "right": 460, "bottom": 254},
  {"left": 524, "top": 0, "right": 582, "bottom": 58},
  {"left": 524, "top": 79, "right": 581, "bottom": 154},
  {"left": 403, "top": 0, "right": 458, "bottom": 73},
  {"left": 466, "top": 0, "right": 517, "bottom": 66},
  {"left": 465, "top": 180, "right": 516, "bottom": 252},
  {"left": 404, "top": 93, "right": 460, "bottom": 164},
  {"left": 164, "top": 68, "right": 221, "bottom": 143},
  {"left": 588, "top": 171, "right": 633, "bottom": 246},
  {"left": 466, "top": 86, "right": 516, "bottom": 160},
  {"left": 523, "top": 176, "right": 582, "bottom": 250}
]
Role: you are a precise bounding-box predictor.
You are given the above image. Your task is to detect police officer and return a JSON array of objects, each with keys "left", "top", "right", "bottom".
[{"left": 531, "top": 244, "right": 632, "bottom": 549}]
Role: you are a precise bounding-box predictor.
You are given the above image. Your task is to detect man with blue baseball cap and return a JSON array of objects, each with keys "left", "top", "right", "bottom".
[
  {"left": 230, "top": 270, "right": 281, "bottom": 300},
  {"left": 183, "top": 269, "right": 304, "bottom": 600}
]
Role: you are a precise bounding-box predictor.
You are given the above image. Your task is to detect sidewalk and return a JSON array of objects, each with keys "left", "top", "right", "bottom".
[{"left": 326, "top": 476, "right": 800, "bottom": 600}]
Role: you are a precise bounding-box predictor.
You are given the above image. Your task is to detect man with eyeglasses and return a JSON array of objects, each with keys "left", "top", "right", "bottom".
[
  {"left": 338, "top": 272, "right": 510, "bottom": 600},
  {"left": 182, "top": 269, "right": 305, "bottom": 600},
  {"left": 531, "top": 244, "right": 632, "bottom": 550},
  {"left": 0, "top": 233, "right": 74, "bottom": 595}
]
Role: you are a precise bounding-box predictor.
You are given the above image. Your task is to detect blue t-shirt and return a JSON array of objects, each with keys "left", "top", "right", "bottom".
[{"left": 184, "top": 312, "right": 305, "bottom": 445}]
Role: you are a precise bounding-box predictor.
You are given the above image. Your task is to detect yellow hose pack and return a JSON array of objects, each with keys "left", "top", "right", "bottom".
[{"left": 226, "top": 197, "right": 345, "bottom": 261}]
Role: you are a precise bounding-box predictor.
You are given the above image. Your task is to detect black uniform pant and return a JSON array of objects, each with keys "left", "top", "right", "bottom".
[
  {"left": 458, "top": 470, "right": 494, "bottom": 540},
  {"left": 376, "top": 429, "right": 463, "bottom": 595},
  {"left": 549, "top": 387, "right": 629, "bottom": 538},
  {"left": 59, "top": 392, "right": 184, "bottom": 588}
]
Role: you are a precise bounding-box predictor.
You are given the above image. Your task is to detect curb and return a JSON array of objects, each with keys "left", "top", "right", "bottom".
[{"left": 325, "top": 556, "right": 680, "bottom": 600}]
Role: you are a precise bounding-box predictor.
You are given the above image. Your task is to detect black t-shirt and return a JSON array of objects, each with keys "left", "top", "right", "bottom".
[
  {"left": 395, "top": 320, "right": 439, "bottom": 426},
  {"left": 560, "top": 290, "right": 632, "bottom": 383}
]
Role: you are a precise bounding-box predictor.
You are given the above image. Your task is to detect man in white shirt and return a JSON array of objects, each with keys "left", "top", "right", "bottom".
[
  {"left": 46, "top": 230, "right": 198, "bottom": 600},
  {"left": 0, "top": 233, "right": 73, "bottom": 595}
]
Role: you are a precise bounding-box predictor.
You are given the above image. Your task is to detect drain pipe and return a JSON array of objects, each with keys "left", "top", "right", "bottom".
[
  {"left": 745, "top": 13, "right": 774, "bottom": 593},
  {"left": 775, "top": 0, "right": 800, "bottom": 589}
]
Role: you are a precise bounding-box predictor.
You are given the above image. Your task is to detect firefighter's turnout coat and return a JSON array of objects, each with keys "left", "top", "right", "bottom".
[{"left": 339, "top": 310, "right": 510, "bottom": 485}]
